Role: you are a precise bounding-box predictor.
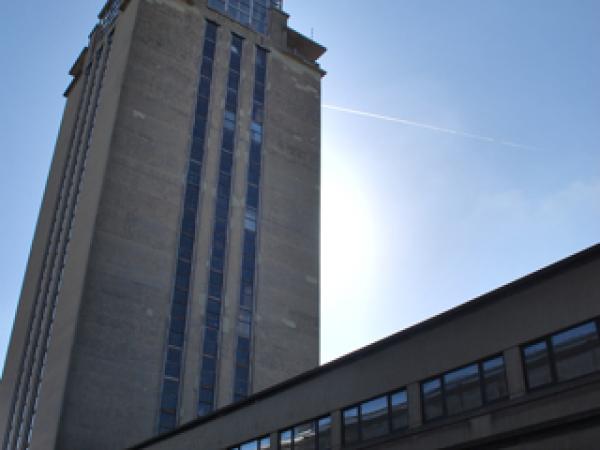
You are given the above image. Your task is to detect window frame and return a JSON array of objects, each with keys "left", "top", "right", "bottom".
[
  {"left": 521, "top": 318, "right": 600, "bottom": 391},
  {"left": 341, "top": 388, "right": 408, "bottom": 445},
  {"left": 421, "top": 353, "right": 508, "bottom": 423}
]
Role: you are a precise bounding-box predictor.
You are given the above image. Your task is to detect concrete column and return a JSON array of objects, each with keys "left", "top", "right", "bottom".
[
  {"left": 330, "top": 409, "right": 343, "bottom": 450},
  {"left": 407, "top": 382, "right": 423, "bottom": 429},
  {"left": 504, "top": 346, "right": 526, "bottom": 399},
  {"left": 269, "top": 431, "right": 278, "bottom": 448}
]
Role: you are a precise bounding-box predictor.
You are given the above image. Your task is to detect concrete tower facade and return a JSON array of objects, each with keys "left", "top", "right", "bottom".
[{"left": 0, "top": 0, "right": 325, "bottom": 449}]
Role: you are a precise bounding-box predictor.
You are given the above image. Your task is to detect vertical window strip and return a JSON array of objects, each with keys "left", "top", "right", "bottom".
[
  {"left": 3, "top": 36, "right": 111, "bottom": 450},
  {"left": 22, "top": 32, "right": 115, "bottom": 450},
  {"left": 197, "top": 33, "right": 244, "bottom": 418},
  {"left": 156, "top": 21, "right": 218, "bottom": 434},
  {"left": 2, "top": 58, "right": 94, "bottom": 450},
  {"left": 232, "top": 46, "right": 267, "bottom": 403}
]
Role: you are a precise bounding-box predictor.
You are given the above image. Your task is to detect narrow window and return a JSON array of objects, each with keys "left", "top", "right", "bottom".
[
  {"left": 443, "top": 364, "right": 482, "bottom": 415},
  {"left": 523, "top": 340, "right": 553, "bottom": 389},
  {"left": 481, "top": 356, "right": 508, "bottom": 402},
  {"left": 342, "top": 407, "right": 360, "bottom": 444},
  {"left": 360, "top": 396, "right": 389, "bottom": 440},
  {"left": 422, "top": 378, "right": 444, "bottom": 421},
  {"left": 390, "top": 389, "right": 409, "bottom": 430},
  {"left": 317, "top": 416, "right": 332, "bottom": 450}
]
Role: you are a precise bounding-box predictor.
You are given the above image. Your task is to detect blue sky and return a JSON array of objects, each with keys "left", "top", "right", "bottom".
[{"left": 1, "top": 1, "right": 599, "bottom": 371}]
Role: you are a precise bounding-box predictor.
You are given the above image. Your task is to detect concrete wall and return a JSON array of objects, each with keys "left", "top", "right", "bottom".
[{"left": 133, "top": 246, "right": 600, "bottom": 450}]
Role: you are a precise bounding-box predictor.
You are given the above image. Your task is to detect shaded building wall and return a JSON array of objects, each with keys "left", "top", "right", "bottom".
[{"left": 0, "top": 1, "right": 323, "bottom": 449}]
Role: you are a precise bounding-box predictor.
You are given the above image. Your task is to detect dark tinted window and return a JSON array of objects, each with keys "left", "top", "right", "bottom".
[
  {"left": 443, "top": 364, "right": 482, "bottom": 415},
  {"left": 342, "top": 407, "right": 359, "bottom": 444},
  {"left": 390, "top": 390, "right": 408, "bottom": 430},
  {"left": 552, "top": 321, "right": 600, "bottom": 381},
  {"left": 293, "top": 421, "right": 315, "bottom": 450},
  {"left": 482, "top": 356, "right": 508, "bottom": 402},
  {"left": 422, "top": 378, "right": 444, "bottom": 421},
  {"left": 279, "top": 430, "right": 292, "bottom": 450},
  {"left": 360, "top": 396, "right": 389, "bottom": 440},
  {"left": 317, "top": 416, "right": 332, "bottom": 450},
  {"left": 523, "top": 341, "right": 553, "bottom": 389}
]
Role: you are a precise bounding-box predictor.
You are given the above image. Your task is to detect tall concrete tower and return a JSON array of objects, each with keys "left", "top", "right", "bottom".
[{"left": 0, "top": 0, "right": 325, "bottom": 448}]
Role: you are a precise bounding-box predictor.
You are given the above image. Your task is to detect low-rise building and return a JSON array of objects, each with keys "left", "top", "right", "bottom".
[{"left": 131, "top": 243, "right": 600, "bottom": 449}]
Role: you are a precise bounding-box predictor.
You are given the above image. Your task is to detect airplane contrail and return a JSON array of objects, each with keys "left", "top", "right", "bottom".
[{"left": 322, "top": 104, "right": 537, "bottom": 151}]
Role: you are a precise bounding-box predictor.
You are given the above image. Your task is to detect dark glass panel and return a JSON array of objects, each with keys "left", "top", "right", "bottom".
[
  {"left": 317, "top": 416, "right": 332, "bottom": 450},
  {"left": 204, "top": 40, "right": 216, "bottom": 60},
  {"left": 181, "top": 208, "right": 196, "bottom": 236},
  {"left": 173, "top": 288, "right": 188, "bottom": 306},
  {"left": 200, "top": 367, "right": 216, "bottom": 388},
  {"left": 240, "top": 441, "right": 258, "bottom": 450},
  {"left": 551, "top": 322, "right": 600, "bottom": 382},
  {"left": 198, "top": 401, "right": 213, "bottom": 416},
  {"left": 250, "top": 140, "right": 261, "bottom": 163},
  {"left": 279, "top": 430, "right": 292, "bottom": 450},
  {"left": 161, "top": 379, "right": 179, "bottom": 412},
  {"left": 158, "top": 411, "right": 176, "bottom": 430},
  {"left": 199, "top": 388, "right": 214, "bottom": 404},
  {"left": 259, "top": 437, "right": 270, "bottom": 450},
  {"left": 185, "top": 185, "right": 200, "bottom": 209},
  {"left": 343, "top": 407, "right": 359, "bottom": 444},
  {"left": 248, "top": 162, "right": 260, "bottom": 185},
  {"left": 209, "top": 270, "right": 223, "bottom": 295},
  {"left": 482, "top": 356, "right": 508, "bottom": 402},
  {"left": 390, "top": 390, "right": 408, "bottom": 430},
  {"left": 169, "top": 330, "right": 184, "bottom": 347},
  {"left": 222, "top": 128, "right": 235, "bottom": 151},
  {"left": 179, "top": 233, "right": 194, "bottom": 260},
  {"left": 443, "top": 364, "right": 482, "bottom": 416},
  {"left": 206, "top": 312, "right": 220, "bottom": 328},
  {"left": 170, "top": 316, "right": 186, "bottom": 334},
  {"left": 171, "top": 301, "right": 186, "bottom": 319},
  {"left": 226, "top": 90, "right": 238, "bottom": 112},
  {"left": 205, "top": 21, "right": 218, "bottom": 42},
  {"left": 361, "top": 396, "right": 389, "bottom": 440},
  {"left": 206, "top": 299, "right": 221, "bottom": 315},
  {"left": 200, "top": 57, "right": 213, "bottom": 77},
  {"left": 252, "top": 103, "right": 264, "bottom": 123},
  {"left": 198, "top": 77, "right": 211, "bottom": 101},
  {"left": 293, "top": 421, "right": 316, "bottom": 450},
  {"left": 422, "top": 378, "right": 444, "bottom": 421},
  {"left": 220, "top": 150, "right": 234, "bottom": 173},
  {"left": 523, "top": 341, "right": 553, "bottom": 389},
  {"left": 228, "top": 71, "right": 240, "bottom": 90},
  {"left": 247, "top": 185, "right": 259, "bottom": 208}
]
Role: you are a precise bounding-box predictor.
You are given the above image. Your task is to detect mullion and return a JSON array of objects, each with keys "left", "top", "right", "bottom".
[{"left": 546, "top": 336, "right": 559, "bottom": 384}]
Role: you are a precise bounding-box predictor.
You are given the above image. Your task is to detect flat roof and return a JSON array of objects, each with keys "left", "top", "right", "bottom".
[{"left": 130, "top": 243, "right": 600, "bottom": 449}]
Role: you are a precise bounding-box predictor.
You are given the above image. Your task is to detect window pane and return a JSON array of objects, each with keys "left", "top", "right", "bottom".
[
  {"left": 482, "top": 356, "right": 508, "bottom": 402},
  {"left": 422, "top": 378, "right": 444, "bottom": 421},
  {"left": 523, "top": 341, "right": 553, "bottom": 389},
  {"left": 240, "top": 441, "right": 258, "bottom": 450},
  {"left": 259, "top": 437, "right": 270, "bottom": 449},
  {"left": 317, "top": 417, "right": 332, "bottom": 450},
  {"left": 293, "top": 421, "right": 316, "bottom": 450},
  {"left": 443, "top": 364, "right": 482, "bottom": 416},
  {"left": 390, "top": 390, "right": 408, "bottom": 430},
  {"left": 279, "top": 430, "right": 292, "bottom": 450},
  {"left": 552, "top": 322, "right": 600, "bottom": 382},
  {"left": 343, "top": 407, "right": 359, "bottom": 444},
  {"left": 361, "top": 396, "right": 389, "bottom": 440}
]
